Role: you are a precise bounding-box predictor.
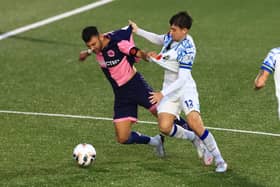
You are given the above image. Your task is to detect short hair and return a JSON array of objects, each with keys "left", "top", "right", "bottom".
[
  {"left": 82, "top": 26, "right": 99, "bottom": 43},
  {"left": 169, "top": 11, "right": 193, "bottom": 29}
]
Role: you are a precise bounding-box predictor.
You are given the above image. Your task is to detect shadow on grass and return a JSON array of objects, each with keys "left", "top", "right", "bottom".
[{"left": 137, "top": 161, "right": 267, "bottom": 187}]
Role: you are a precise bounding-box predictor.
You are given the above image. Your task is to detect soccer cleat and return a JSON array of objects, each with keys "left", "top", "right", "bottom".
[
  {"left": 154, "top": 134, "right": 165, "bottom": 157},
  {"left": 215, "top": 162, "right": 228, "bottom": 173}
]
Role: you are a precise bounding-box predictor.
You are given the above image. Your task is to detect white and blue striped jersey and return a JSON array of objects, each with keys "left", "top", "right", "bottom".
[
  {"left": 261, "top": 47, "right": 280, "bottom": 74},
  {"left": 161, "top": 33, "right": 196, "bottom": 71},
  {"left": 135, "top": 27, "right": 200, "bottom": 113},
  {"left": 135, "top": 28, "right": 197, "bottom": 99},
  {"left": 159, "top": 33, "right": 197, "bottom": 97}
]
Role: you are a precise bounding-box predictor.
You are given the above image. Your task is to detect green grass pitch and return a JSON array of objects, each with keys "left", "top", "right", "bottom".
[{"left": 1, "top": 0, "right": 280, "bottom": 186}]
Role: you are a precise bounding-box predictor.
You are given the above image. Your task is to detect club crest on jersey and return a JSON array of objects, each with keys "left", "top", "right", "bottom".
[
  {"left": 163, "top": 55, "right": 170, "bottom": 60},
  {"left": 107, "top": 50, "right": 115, "bottom": 57}
]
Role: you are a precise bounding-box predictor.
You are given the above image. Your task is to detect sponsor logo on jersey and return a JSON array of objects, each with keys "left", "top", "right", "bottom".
[{"left": 105, "top": 59, "right": 120, "bottom": 67}]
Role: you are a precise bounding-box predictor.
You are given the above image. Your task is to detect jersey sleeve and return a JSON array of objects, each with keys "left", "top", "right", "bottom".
[
  {"left": 261, "top": 51, "right": 276, "bottom": 74},
  {"left": 136, "top": 28, "right": 164, "bottom": 46},
  {"left": 177, "top": 41, "right": 196, "bottom": 71},
  {"left": 117, "top": 40, "right": 135, "bottom": 56}
]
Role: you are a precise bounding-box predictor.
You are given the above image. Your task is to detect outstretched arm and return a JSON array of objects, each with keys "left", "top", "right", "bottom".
[
  {"left": 129, "top": 20, "right": 164, "bottom": 46},
  {"left": 79, "top": 49, "right": 92, "bottom": 61},
  {"left": 254, "top": 70, "right": 270, "bottom": 90}
]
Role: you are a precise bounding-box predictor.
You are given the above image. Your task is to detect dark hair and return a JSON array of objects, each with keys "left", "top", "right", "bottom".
[
  {"left": 169, "top": 11, "right": 193, "bottom": 29},
  {"left": 82, "top": 26, "right": 99, "bottom": 42}
]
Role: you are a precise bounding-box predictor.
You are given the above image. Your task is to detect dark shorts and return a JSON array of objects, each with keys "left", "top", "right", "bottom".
[{"left": 113, "top": 72, "right": 156, "bottom": 122}]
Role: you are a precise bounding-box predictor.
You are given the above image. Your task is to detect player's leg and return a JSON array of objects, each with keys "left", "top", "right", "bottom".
[
  {"left": 150, "top": 106, "right": 190, "bottom": 130},
  {"left": 181, "top": 91, "right": 216, "bottom": 167},
  {"left": 155, "top": 97, "right": 210, "bottom": 162},
  {"left": 186, "top": 112, "right": 227, "bottom": 172},
  {"left": 113, "top": 75, "right": 164, "bottom": 157},
  {"left": 158, "top": 113, "right": 195, "bottom": 140},
  {"left": 174, "top": 116, "right": 191, "bottom": 130},
  {"left": 157, "top": 98, "right": 198, "bottom": 141},
  {"left": 113, "top": 119, "right": 164, "bottom": 157}
]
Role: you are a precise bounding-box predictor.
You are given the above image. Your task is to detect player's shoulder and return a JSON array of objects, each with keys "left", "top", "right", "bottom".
[
  {"left": 177, "top": 35, "right": 196, "bottom": 55},
  {"left": 270, "top": 47, "right": 280, "bottom": 54},
  {"left": 107, "top": 25, "right": 132, "bottom": 42},
  {"left": 181, "top": 35, "right": 195, "bottom": 49}
]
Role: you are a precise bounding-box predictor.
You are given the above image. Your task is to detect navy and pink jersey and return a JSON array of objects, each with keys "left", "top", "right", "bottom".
[
  {"left": 95, "top": 26, "right": 140, "bottom": 89},
  {"left": 93, "top": 26, "right": 156, "bottom": 122}
]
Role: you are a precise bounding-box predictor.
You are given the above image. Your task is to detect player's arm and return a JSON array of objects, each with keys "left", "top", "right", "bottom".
[
  {"left": 118, "top": 40, "right": 150, "bottom": 61},
  {"left": 130, "top": 47, "right": 150, "bottom": 61},
  {"left": 79, "top": 49, "right": 92, "bottom": 61},
  {"left": 149, "top": 68, "right": 189, "bottom": 104},
  {"left": 129, "top": 20, "right": 164, "bottom": 46},
  {"left": 254, "top": 70, "right": 270, "bottom": 90}
]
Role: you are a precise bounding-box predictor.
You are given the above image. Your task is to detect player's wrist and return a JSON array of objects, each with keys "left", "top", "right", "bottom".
[{"left": 87, "top": 49, "right": 93, "bottom": 55}]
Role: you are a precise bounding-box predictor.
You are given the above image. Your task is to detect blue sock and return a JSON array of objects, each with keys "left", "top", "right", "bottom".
[
  {"left": 124, "top": 131, "right": 150, "bottom": 144},
  {"left": 174, "top": 117, "right": 192, "bottom": 131},
  {"left": 199, "top": 129, "right": 209, "bottom": 140}
]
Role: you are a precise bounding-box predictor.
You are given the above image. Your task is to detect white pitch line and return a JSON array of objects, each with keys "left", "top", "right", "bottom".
[
  {"left": 1, "top": 110, "right": 280, "bottom": 137},
  {"left": 0, "top": 0, "right": 114, "bottom": 40}
]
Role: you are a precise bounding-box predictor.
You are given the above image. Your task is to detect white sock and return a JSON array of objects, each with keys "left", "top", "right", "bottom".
[
  {"left": 148, "top": 136, "right": 159, "bottom": 146},
  {"left": 202, "top": 131, "right": 224, "bottom": 164},
  {"left": 169, "top": 125, "right": 195, "bottom": 141}
]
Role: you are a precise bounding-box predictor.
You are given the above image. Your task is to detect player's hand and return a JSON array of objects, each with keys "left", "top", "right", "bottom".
[
  {"left": 79, "top": 50, "right": 89, "bottom": 61},
  {"left": 147, "top": 51, "right": 158, "bottom": 58},
  {"left": 146, "top": 51, "right": 161, "bottom": 62},
  {"left": 149, "top": 92, "right": 163, "bottom": 104},
  {"left": 128, "top": 20, "right": 138, "bottom": 33},
  {"left": 254, "top": 80, "right": 265, "bottom": 90},
  {"left": 254, "top": 70, "right": 269, "bottom": 90}
]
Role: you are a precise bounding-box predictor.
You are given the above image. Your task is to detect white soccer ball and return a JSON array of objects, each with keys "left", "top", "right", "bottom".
[{"left": 73, "top": 143, "right": 96, "bottom": 167}]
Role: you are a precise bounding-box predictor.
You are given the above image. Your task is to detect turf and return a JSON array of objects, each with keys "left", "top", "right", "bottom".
[{"left": 0, "top": 0, "right": 280, "bottom": 186}]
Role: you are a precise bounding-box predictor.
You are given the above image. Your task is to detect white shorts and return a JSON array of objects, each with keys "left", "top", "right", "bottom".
[
  {"left": 157, "top": 95, "right": 181, "bottom": 116},
  {"left": 180, "top": 89, "right": 200, "bottom": 115},
  {"left": 157, "top": 88, "right": 200, "bottom": 116}
]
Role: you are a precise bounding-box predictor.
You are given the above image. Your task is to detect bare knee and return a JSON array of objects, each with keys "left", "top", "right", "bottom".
[
  {"left": 158, "top": 114, "right": 174, "bottom": 135},
  {"left": 114, "top": 121, "right": 132, "bottom": 144},
  {"left": 159, "top": 125, "right": 172, "bottom": 135},
  {"left": 116, "top": 135, "right": 129, "bottom": 144},
  {"left": 186, "top": 111, "right": 205, "bottom": 136}
]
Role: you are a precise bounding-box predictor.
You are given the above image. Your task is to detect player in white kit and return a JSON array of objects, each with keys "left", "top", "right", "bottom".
[
  {"left": 255, "top": 47, "right": 280, "bottom": 119},
  {"left": 130, "top": 11, "right": 227, "bottom": 172}
]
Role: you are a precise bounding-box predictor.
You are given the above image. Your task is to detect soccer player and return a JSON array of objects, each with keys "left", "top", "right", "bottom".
[
  {"left": 78, "top": 25, "right": 204, "bottom": 158},
  {"left": 129, "top": 11, "right": 227, "bottom": 172},
  {"left": 254, "top": 47, "right": 280, "bottom": 119}
]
